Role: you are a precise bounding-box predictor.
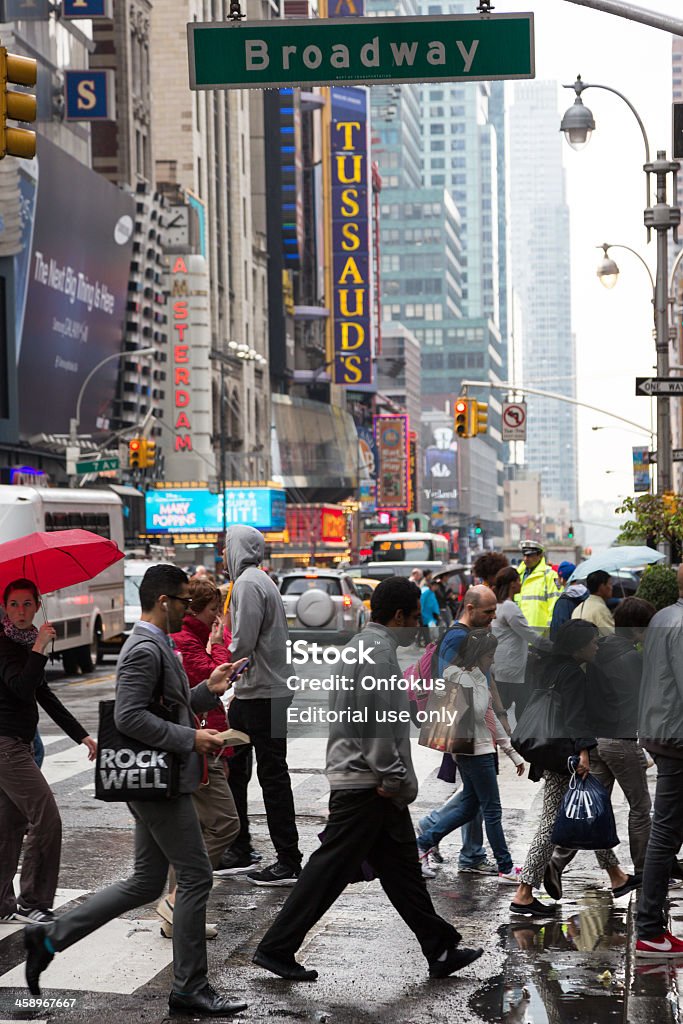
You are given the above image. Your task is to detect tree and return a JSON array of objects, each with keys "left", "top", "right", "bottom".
[
  {"left": 636, "top": 564, "right": 679, "bottom": 611},
  {"left": 615, "top": 494, "right": 683, "bottom": 560}
]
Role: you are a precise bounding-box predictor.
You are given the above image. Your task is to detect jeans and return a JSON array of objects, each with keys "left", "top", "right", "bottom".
[
  {"left": 227, "top": 696, "right": 302, "bottom": 868},
  {"left": 419, "top": 791, "right": 485, "bottom": 867},
  {"left": 257, "top": 789, "right": 462, "bottom": 964},
  {"left": 32, "top": 730, "right": 44, "bottom": 769},
  {"left": 417, "top": 754, "right": 512, "bottom": 874},
  {"left": 637, "top": 754, "right": 683, "bottom": 939}
]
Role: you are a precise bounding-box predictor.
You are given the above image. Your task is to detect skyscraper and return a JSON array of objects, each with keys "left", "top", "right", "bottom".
[{"left": 508, "top": 81, "right": 578, "bottom": 517}]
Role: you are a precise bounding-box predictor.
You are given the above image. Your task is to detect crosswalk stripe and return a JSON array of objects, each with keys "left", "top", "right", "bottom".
[{"left": 41, "top": 745, "right": 93, "bottom": 787}]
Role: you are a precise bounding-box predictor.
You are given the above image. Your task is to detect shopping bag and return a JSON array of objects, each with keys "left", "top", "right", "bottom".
[
  {"left": 550, "top": 757, "right": 619, "bottom": 850},
  {"left": 418, "top": 669, "right": 475, "bottom": 755},
  {"left": 511, "top": 684, "right": 574, "bottom": 773}
]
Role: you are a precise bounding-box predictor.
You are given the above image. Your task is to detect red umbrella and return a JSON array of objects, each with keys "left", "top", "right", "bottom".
[{"left": 0, "top": 530, "right": 124, "bottom": 599}]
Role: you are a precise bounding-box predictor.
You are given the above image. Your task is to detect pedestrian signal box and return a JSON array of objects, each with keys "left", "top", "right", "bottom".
[{"left": 472, "top": 401, "right": 488, "bottom": 436}]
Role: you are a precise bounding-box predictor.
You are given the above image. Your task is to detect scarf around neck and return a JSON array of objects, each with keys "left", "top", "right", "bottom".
[{"left": 2, "top": 614, "right": 38, "bottom": 648}]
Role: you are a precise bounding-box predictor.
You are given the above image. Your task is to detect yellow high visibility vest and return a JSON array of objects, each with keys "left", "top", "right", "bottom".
[{"left": 516, "top": 558, "right": 562, "bottom": 630}]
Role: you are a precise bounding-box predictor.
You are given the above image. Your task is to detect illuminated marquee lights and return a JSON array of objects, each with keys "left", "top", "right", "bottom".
[
  {"left": 171, "top": 257, "right": 193, "bottom": 452},
  {"left": 331, "top": 87, "right": 373, "bottom": 386}
]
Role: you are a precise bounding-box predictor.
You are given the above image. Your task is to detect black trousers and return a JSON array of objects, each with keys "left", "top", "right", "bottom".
[
  {"left": 257, "top": 789, "right": 462, "bottom": 963},
  {"left": 227, "top": 696, "right": 301, "bottom": 868},
  {"left": 637, "top": 753, "right": 683, "bottom": 938},
  {"left": 495, "top": 679, "right": 530, "bottom": 721}
]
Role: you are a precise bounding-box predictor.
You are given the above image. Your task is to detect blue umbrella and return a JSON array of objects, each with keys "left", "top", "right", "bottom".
[{"left": 567, "top": 546, "right": 664, "bottom": 583}]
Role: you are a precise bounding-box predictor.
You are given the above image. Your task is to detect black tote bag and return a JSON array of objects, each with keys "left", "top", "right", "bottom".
[
  {"left": 95, "top": 650, "right": 181, "bottom": 802},
  {"left": 510, "top": 683, "right": 574, "bottom": 774}
]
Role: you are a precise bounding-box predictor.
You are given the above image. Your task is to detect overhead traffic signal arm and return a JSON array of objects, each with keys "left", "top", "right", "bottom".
[{"left": 0, "top": 48, "right": 37, "bottom": 160}]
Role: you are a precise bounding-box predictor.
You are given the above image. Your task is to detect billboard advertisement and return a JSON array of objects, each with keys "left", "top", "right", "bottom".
[
  {"left": 18, "top": 136, "right": 135, "bottom": 437},
  {"left": 374, "top": 414, "right": 409, "bottom": 511},
  {"left": 146, "top": 488, "right": 286, "bottom": 534},
  {"left": 330, "top": 86, "right": 373, "bottom": 386}
]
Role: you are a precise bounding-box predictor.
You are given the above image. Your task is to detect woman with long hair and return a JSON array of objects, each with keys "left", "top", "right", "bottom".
[
  {"left": 492, "top": 566, "right": 539, "bottom": 723},
  {"left": 416, "top": 629, "right": 524, "bottom": 883},
  {"left": 0, "top": 578, "right": 97, "bottom": 924},
  {"left": 510, "top": 619, "right": 637, "bottom": 918}
]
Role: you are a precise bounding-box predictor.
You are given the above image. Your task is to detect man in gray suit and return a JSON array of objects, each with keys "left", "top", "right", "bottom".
[{"left": 23, "top": 564, "right": 248, "bottom": 1016}]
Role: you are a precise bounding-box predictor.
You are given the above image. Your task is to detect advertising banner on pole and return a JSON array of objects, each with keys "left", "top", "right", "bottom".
[
  {"left": 632, "top": 446, "right": 651, "bottom": 493},
  {"left": 374, "top": 414, "right": 409, "bottom": 510}
]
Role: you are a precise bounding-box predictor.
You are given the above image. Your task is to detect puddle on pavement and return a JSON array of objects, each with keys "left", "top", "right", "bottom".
[{"left": 469, "top": 889, "right": 626, "bottom": 1022}]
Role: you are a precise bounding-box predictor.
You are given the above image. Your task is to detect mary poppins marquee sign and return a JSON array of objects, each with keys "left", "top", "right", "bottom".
[{"left": 187, "top": 13, "right": 535, "bottom": 90}]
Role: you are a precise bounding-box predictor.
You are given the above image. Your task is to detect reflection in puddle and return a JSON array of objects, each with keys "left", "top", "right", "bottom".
[{"left": 469, "top": 890, "right": 626, "bottom": 1022}]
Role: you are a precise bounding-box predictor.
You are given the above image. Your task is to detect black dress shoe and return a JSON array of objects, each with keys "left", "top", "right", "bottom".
[
  {"left": 252, "top": 948, "right": 318, "bottom": 981},
  {"left": 168, "top": 984, "right": 247, "bottom": 1016},
  {"left": 543, "top": 859, "right": 563, "bottom": 901},
  {"left": 612, "top": 874, "right": 642, "bottom": 899},
  {"left": 24, "top": 924, "right": 54, "bottom": 996},
  {"left": 429, "top": 946, "right": 483, "bottom": 978}
]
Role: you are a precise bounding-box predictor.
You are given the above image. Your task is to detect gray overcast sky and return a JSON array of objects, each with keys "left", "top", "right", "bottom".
[{"left": 492, "top": 0, "right": 679, "bottom": 511}]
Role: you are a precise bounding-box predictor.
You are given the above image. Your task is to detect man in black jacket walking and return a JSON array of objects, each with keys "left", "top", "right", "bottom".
[{"left": 23, "top": 565, "right": 248, "bottom": 1016}]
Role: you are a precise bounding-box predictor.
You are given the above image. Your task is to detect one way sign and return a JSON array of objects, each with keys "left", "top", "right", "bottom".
[{"left": 636, "top": 377, "right": 683, "bottom": 397}]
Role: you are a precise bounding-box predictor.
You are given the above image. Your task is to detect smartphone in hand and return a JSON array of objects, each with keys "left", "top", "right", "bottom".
[{"left": 229, "top": 657, "right": 250, "bottom": 682}]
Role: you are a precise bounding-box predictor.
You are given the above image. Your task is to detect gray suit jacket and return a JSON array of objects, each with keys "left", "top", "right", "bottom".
[{"left": 113, "top": 623, "right": 221, "bottom": 794}]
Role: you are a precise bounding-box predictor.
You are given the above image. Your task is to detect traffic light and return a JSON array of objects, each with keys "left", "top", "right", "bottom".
[
  {"left": 128, "top": 437, "right": 146, "bottom": 470},
  {"left": 0, "top": 49, "right": 37, "bottom": 160},
  {"left": 144, "top": 439, "right": 157, "bottom": 469},
  {"left": 663, "top": 491, "right": 677, "bottom": 515},
  {"left": 471, "top": 401, "right": 488, "bottom": 436},
  {"left": 454, "top": 397, "right": 472, "bottom": 438},
  {"left": 474, "top": 521, "right": 482, "bottom": 535},
  {"left": 568, "top": 522, "right": 574, "bottom": 540}
]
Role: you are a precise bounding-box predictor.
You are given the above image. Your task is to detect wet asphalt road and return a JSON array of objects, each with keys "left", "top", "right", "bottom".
[{"left": 0, "top": 651, "right": 666, "bottom": 1024}]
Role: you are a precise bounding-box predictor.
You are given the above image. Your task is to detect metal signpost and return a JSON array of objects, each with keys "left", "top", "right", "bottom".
[
  {"left": 187, "top": 13, "right": 535, "bottom": 90},
  {"left": 635, "top": 377, "right": 683, "bottom": 397}
]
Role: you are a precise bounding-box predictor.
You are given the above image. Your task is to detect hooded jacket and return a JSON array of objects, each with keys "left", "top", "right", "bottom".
[
  {"left": 639, "top": 598, "right": 683, "bottom": 759},
  {"left": 549, "top": 584, "right": 588, "bottom": 641},
  {"left": 586, "top": 633, "right": 642, "bottom": 740},
  {"left": 225, "top": 524, "right": 290, "bottom": 699},
  {"left": 325, "top": 622, "right": 418, "bottom": 807},
  {"left": 516, "top": 557, "right": 562, "bottom": 631}
]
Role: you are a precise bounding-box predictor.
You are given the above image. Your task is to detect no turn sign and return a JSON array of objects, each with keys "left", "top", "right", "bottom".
[{"left": 502, "top": 401, "right": 527, "bottom": 441}]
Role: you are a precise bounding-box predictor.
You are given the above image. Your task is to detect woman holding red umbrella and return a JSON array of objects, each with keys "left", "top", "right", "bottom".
[{"left": 0, "top": 578, "right": 97, "bottom": 925}]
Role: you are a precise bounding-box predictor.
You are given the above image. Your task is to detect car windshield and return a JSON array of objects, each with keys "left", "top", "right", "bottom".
[
  {"left": 125, "top": 576, "right": 143, "bottom": 606},
  {"left": 281, "top": 577, "right": 342, "bottom": 596}
]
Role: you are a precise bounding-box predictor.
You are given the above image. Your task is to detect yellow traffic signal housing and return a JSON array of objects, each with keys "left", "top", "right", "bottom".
[
  {"left": 144, "top": 439, "right": 157, "bottom": 469},
  {"left": 663, "top": 491, "right": 677, "bottom": 515},
  {"left": 128, "top": 437, "right": 146, "bottom": 470},
  {"left": 472, "top": 400, "right": 488, "bottom": 436},
  {"left": 0, "top": 49, "right": 37, "bottom": 160},
  {"left": 454, "top": 397, "right": 471, "bottom": 438}
]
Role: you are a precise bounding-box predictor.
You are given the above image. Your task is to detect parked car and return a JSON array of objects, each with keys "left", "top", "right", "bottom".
[{"left": 279, "top": 569, "right": 367, "bottom": 642}]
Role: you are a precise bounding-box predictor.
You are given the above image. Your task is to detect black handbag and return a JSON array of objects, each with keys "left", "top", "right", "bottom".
[
  {"left": 511, "top": 682, "right": 574, "bottom": 774},
  {"left": 95, "top": 650, "right": 181, "bottom": 802}
]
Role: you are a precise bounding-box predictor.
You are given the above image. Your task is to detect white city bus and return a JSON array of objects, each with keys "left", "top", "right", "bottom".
[
  {"left": 365, "top": 531, "right": 450, "bottom": 577},
  {"left": 0, "top": 486, "right": 125, "bottom": 673}
]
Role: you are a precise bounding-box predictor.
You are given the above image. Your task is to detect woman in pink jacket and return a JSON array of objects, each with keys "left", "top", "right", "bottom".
[{"left": 155, "top": 577, "right": 242, "bottom": 937}]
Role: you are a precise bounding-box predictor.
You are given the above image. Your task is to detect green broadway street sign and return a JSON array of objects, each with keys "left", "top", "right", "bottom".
[
  {"left": 188, "top": 13, "right": 535, "bottom": 90},
  {"left": 76, "top": 457, "right": 119, "bottom": 475}
]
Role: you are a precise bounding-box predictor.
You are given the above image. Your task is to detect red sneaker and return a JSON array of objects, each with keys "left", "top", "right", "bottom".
[{"left": 636, "top": 930, "right": 683, "bottom": 957}]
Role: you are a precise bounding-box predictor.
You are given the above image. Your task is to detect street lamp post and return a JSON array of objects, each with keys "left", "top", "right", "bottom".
[
  {"left": 68, "top": 346, "right": 156, "bottom": 485},
  {"left": 561, "top": 76, "right": 681, "bottom": 495}
]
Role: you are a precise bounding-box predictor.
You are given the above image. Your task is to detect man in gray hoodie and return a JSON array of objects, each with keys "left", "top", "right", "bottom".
[
  {"left": 252, "top": 576, "right": 483, "bottom": 982},
  {"left": 220, "top": 525, "right": 302, "bottom": 886}
]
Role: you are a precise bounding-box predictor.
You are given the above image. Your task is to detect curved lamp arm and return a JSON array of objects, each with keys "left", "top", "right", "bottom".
[
  {"left": 601, "top": 242, "right": 655, "bottom": 295},
  {"left": 73, "top": 347, "right": 156, "bottom": 437}
]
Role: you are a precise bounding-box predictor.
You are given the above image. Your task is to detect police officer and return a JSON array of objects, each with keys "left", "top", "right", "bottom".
[{"left": 516, "top": 541, "right": 561, "bottom": 632}]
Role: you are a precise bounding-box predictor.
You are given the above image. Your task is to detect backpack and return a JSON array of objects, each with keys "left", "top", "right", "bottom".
[{"left": 404, "top": 622, "right": 469, "bottom": 725}]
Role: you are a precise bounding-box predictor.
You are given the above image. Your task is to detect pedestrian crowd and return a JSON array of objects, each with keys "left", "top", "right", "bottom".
[{"left": 2, "top": 533, "right": 683, "bottom": 1018}]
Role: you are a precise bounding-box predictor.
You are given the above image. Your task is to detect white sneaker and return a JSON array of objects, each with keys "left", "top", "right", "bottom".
[
  {"left": 420, "top": 850, "right": 437, "bottom": 879},
  {"left": 499, "top": 867, "right": 523, "bottom": 884}
]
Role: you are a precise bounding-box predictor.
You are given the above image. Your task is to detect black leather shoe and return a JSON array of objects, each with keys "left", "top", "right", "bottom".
[
  {"left": 429, "top": 946, "right": 483, "bottom": 978},
  {"left": 24, "top": 925, "right": 54, "bottom": 996},
  {"left": 252, "top": 948, "right": 318, "bottom": 981},
  {"left": 543, "top": 858, "right": 563, "bottom": 901},
  {"left": 168, "top": 984, "right": 247, "bottom": 1016}
]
